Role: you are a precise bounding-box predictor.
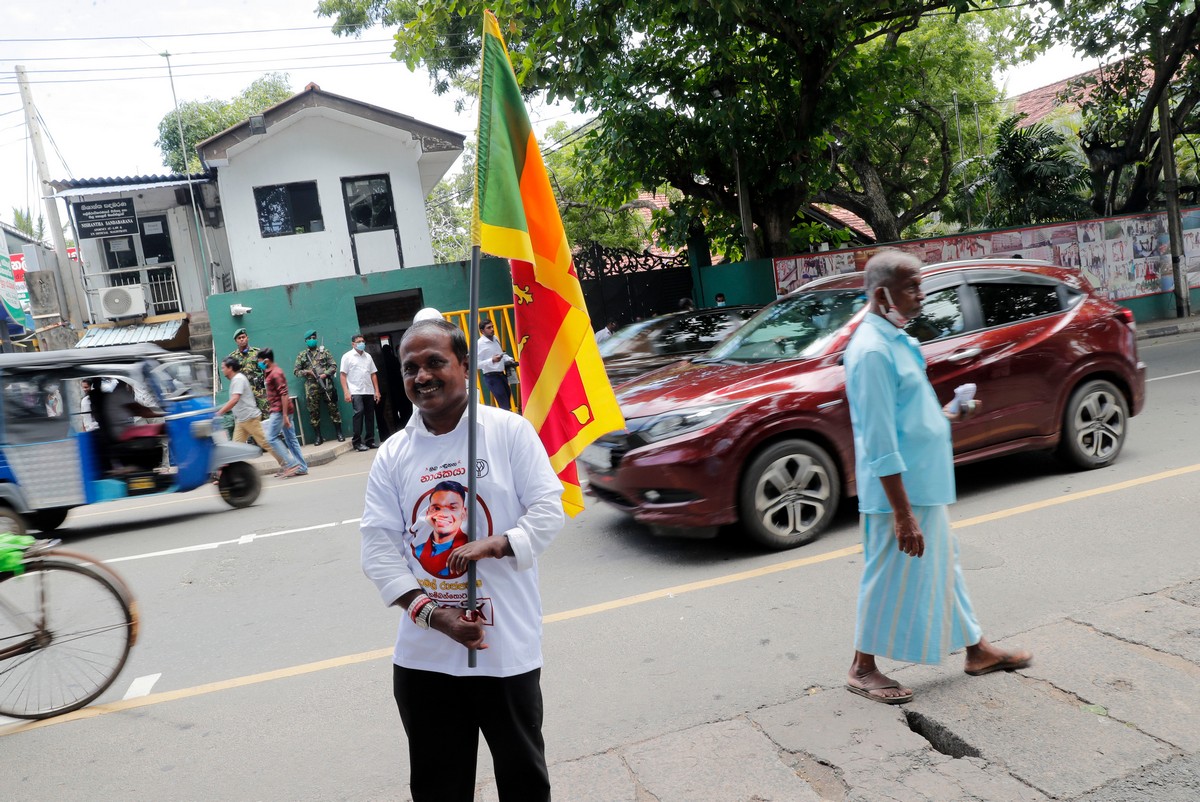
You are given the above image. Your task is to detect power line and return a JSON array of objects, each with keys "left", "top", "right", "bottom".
[
  {"left": 0, "top": 24, "right": 386, "bottom": 43},
  {"left": 1, "top": 38, "right": 401, "bottom": 61},
  {"left": 0, "top": 60, "right": 410, "bottom": 85},
  {"left": 12, "top": 50, "right": 398, "bottom": 75}
]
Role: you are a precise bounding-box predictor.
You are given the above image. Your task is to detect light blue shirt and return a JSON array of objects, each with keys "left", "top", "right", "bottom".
[{"left": 844, "top": 312, "right": 955, "bottom": 514}]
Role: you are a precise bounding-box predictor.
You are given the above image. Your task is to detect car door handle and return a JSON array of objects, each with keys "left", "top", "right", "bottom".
[{"left": 947, "top": 347, "right": 981, "bottom": 362}]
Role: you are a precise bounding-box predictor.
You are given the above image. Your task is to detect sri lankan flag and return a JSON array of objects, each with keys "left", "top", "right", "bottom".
[{"left": 473, "top": 10, "right": 624, "bottom": 516}]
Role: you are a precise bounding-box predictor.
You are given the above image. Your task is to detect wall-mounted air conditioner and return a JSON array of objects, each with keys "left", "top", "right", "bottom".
[{"left": 99, "top": 285, "right": 147, "bottom": 319}]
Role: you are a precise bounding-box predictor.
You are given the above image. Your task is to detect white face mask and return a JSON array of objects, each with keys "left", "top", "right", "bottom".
[
  {"left": 716, "top": 301, "right": 726, "bottom": 307},
  {"left": 881, "top": 287, "right": 909, "bottom": 328}
]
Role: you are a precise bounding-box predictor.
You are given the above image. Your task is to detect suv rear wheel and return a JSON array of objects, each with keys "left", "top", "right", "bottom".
[
  {"left": 1059, "top": 379, "right": 1128, "bottom": 469},
  {"left": 739, "top": 439, "right": 840, "bottom": 550}
]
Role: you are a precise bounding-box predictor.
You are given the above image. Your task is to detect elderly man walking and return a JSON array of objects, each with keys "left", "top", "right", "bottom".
[{"left": 844, "top": 249, "right": 1031, "bottom": 704}]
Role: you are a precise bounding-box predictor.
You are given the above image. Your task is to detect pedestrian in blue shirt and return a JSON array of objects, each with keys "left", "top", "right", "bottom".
[{"left": 844, "top": 250, "right": 1032, "bottom": 704}]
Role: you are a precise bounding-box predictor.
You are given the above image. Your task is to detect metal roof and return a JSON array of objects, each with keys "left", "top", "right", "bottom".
[
  {"left": 74, "top": 319, "right": 184, "bottom": 349},
  {"left": 48, "top": 173, "right": 209, "bottom": 199}
]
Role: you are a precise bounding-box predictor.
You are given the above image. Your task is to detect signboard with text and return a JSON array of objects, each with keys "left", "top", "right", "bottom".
[{"left": 73, "top": 198, "right": 138, "bottom": 239}]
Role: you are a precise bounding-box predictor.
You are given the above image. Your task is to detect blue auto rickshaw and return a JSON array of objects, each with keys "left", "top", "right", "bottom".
[{"left": 0, "top": 344, "right": 262, "bottom": 533}]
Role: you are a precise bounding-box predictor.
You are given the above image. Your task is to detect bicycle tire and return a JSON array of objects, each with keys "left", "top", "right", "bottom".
[
  {"left": 0, "top": 558, "right": 135, "bottom": 720},
  {"left": 36, "top": 549, "right": 139, "bottom": 647}
]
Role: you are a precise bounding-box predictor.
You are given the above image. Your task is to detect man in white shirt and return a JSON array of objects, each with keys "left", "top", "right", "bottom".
[
  {"left": 340, "top": 333, "right": 381, "bottom": 452},
  {"left": 361, "top": 318, "right": 564, "bottom": 802},
  {"left": 476, "top": 318, "right": 517, "bottom": 410},
  {"left": 593, "top": 319, "right": 618, "bottom": 344}
]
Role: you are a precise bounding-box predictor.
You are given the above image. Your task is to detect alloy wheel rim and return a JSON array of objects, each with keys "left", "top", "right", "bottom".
[
  {"left": 753, "top": 453, "right": 830, "bottom": 537},
  {"left": 1073, "top": 389, "right": 1125, "bottom": 460}
]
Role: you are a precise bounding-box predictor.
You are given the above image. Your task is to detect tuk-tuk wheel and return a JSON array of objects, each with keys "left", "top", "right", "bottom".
[
  {"left": 0, "top": 505, "right": 29, "bottom": 535},
  {"left": 30, "top": 508, "right": 69, "bottom": 533},
  {"left": 218, "top": 462, "right": 261, "bottom": 509}
]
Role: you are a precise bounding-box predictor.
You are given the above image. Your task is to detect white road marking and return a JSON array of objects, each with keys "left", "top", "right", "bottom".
[
  {"left": 105, "top": 522, "right": 343, "bottom": 565},
  {"left": 1148, "top": 369, "right": 1200, "bottom": 383},
  {"left": 123, "top": 673, "right": 162, "bottom": 700},
  {"left": 341, "top": 518, "right": 361, "bottom": 525}
]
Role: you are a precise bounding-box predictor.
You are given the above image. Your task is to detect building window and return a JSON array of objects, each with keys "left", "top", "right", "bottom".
[
  {"left": 342, "top": 175, "right": 396, "bottom": 233},
  {"left": 139, "top": 215, "right": 175, "bottom": 264},
  {"left": 253, "top": 181, "right": 324, "bottom": 237}
]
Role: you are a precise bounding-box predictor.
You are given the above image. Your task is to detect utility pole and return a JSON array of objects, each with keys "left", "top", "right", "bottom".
[
  {"left": 1157, "top": 37, "right": 1191, "bottom": 319},
  {"left": 15, "top": 65, "right": 86, "bottom": 333},
  {"left": 733, "top": 147, "right": 758, "bottom": 260}
]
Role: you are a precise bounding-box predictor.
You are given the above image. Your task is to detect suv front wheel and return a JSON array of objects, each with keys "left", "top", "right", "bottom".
[
  {"left": 1059, "top": 379, "right": 1128, "bottom": 469},
  {"left": 739, "top": 439, "right": 840, "bottom": 550}
]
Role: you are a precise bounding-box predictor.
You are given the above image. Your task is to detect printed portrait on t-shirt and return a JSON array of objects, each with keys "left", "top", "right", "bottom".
[{"left": 409, "top": 479, "right": 493, "bottom": 579}]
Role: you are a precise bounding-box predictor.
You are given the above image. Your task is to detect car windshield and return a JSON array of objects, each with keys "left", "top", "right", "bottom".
[{"left": 703, "top": 289, "right": 866, "bottom": 364}]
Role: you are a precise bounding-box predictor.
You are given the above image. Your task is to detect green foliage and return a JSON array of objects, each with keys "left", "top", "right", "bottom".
[
  {"left": 10, "top": 207, "right": 45, "bottom": 241},
  {"left": 816, "top": 10, "right": 1022, "bottom": 242},
  {"left": 1023, "top": 1, "right": 1200, "bottom": 214},
  {"left": 954, "top": 115, "right": 1092, "bottom": 228},
  {"left": 317, "top": 0, "right": 995, "bottom": 257},
  {"left": 426, "top": 146, "right": 474, "bottom": 264},
  {"left": 155, "top": 73, "right": 294, "bottom": 173},
  {"left": 542, "top": 121, "right": 651, "bottom": 251}
]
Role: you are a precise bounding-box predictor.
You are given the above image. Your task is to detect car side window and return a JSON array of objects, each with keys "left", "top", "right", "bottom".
[
  {"left": 656, "top": 312, "right": 740, "bottom": 355},
  {"left": 974, "top": 282, "right": 1061, "bottom": 328},
  {"left": 906, "top": 286, "right": 966, "bottom": 343}
]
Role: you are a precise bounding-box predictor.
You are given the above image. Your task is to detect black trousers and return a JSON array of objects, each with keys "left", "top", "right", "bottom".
[
  {"left": 351, "top": 394, "right": 376, "bottom": 446},
  {"left": 482, "top": 371, "right": 512, "bottom": 410},
  {"left": 393, "top": 665, "right": 549, "bottom": 802}
]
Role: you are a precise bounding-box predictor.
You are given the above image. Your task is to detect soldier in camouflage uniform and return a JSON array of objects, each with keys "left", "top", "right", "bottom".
[
  {"left": 224, "top": 328, "right": 268, "bottom": 417},
  {"left": 293, "top": 329, "right": 344, "bottom": 446}
]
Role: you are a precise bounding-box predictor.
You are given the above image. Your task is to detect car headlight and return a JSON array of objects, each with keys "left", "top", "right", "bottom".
[{"left": 629, "top": 402, "right": 744, "bottom": 444}]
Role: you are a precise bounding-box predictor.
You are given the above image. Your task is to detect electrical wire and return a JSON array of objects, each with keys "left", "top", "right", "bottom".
[
  {"left": 0, "top": 60, "right": 410, "bottom": 85},
  {"left": 12, "top": 50, "right": 399, "bottom": 75},
  {"left": 1, "top": 38, "right": 401, "bottom": 61},
  {"left": 0, "top": 24, "right": 387, "bottom": 43},
  {"left": 35, "top": 108, "right": 73, "bottom": 179}
]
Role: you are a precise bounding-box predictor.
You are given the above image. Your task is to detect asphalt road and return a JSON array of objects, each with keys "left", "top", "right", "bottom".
[{"left": 3, "top": 332, "right": 1199, "bottom": 801}]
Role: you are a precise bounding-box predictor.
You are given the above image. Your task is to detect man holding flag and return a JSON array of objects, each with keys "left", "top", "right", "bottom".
[{"left": 359, "top": 10, "right": 623, "bottom": 800}]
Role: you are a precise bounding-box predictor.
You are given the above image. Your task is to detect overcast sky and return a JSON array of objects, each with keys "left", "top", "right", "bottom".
[{"left": 1, "top": 1, "right": 1096, "bottom": 233}]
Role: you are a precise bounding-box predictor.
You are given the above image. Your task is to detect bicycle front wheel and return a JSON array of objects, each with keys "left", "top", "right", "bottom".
[{"left": 0, "top": 558, "right": 135, "bottom": 720}]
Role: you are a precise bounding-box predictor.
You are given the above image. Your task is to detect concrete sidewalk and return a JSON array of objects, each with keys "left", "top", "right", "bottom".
[
  {"left": 245, "top": 437, "right": 358, "bottom": 475},
  {"left": 479, "top": 578, "right": 1200, "bottom": 801},
  {"left": 1138, "top": 312, "right": 1200, "bottom": 340}
]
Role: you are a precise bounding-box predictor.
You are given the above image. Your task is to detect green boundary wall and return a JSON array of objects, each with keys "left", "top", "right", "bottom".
[{"left": 207, "top": 258, "right": 513, "bottom": 443}]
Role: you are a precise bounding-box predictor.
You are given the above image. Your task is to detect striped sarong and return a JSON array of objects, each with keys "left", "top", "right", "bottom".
[{"left": 854, "top": 505, "right": 983, "bottom": 664}]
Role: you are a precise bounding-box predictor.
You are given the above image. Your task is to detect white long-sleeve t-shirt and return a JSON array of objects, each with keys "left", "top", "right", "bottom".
[{"left": 360, "top": 403, "right": 564, "bottom": 677}]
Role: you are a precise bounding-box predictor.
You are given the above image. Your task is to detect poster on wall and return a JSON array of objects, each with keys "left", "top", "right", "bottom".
[
  {"left": 772, "top": 206, "right": 1200, "bottom": 302},
  {"left": 0, "top": 254, "right": 27, "bottom": 331}
]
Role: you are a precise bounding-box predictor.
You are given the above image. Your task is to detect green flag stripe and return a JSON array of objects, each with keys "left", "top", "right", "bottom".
[{"left": 477, "top": 30, "right": 533, "bottom": 234}]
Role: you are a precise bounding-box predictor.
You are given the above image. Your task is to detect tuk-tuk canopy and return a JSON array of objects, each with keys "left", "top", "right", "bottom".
[{"left": 0, "top": 345, "right": 170, "bottom": 375}]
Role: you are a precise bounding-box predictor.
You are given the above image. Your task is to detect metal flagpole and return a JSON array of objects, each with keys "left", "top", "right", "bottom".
[{"left": 465, "top": 244, "right": 482, "bottom": 668}]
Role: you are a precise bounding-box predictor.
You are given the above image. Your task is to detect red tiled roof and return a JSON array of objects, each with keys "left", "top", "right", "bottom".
[
  {"left": 1010, "top": 67, "right": 1102, "bottom": 126},
  {"left": 814, "top": 204, "right": 876, "bottom": 241}
]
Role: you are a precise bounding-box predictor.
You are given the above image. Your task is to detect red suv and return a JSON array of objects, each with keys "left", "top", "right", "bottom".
[{"left": 582, "top": 260, "right": 1146, "bottom": 550}]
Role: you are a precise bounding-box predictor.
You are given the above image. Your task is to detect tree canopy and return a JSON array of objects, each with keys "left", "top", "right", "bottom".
[
  {"left": 318, "top": 0, "right": 995, "bottom": 257},
  {"left": 155, "top": 73, "right": 294, "bottom": 173},
  {"left": 1023, "top": 1, "right": 1200, "bottom": 215}
]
